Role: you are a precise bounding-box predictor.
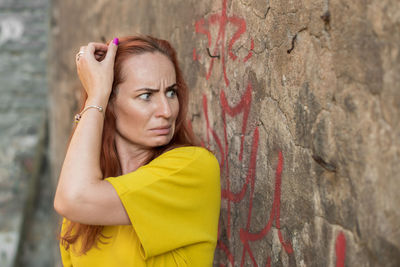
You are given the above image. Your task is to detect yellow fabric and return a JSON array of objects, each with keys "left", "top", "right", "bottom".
[{"left": 59, "top": 146, "right": 221, "bottom": 267}]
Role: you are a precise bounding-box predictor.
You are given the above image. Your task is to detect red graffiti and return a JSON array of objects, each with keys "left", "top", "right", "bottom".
[
  {"left": 202, "top": 86, "right": 293, "bottom": 266},
  {"left": 194, "top": 1, "right": 297, "bottom": 265},
  {"left": 193, "top": 47, "right": 200, "bottom": 61},
  {"left": 335, "top": 232, "right": 346, "bottom": 267},
  {"left": 239, "top": 150, "right": 293, "bottom": 266},
  {"left": 194, "top": 1, "right": 350, "bottom": 265},
  {"left": 194, "top": 0, "right": 253, "bottom": 86},
  {"left": 266, "top": 257, "right": 271, "bottom": 267}
]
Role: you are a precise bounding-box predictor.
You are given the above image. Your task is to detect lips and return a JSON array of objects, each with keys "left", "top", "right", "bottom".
[{"left": 149, "top": 125, "right": 171, "bottom": 135}]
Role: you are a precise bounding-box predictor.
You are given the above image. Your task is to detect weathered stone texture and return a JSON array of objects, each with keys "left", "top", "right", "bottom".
[
  {"left": 49, "top": 0, "right": 400, "bottom": 266},
  {"left": 0, "top": 0, "right": 54, "bottom": 266}
]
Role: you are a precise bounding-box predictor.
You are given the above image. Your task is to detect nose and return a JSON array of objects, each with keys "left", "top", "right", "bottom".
[{"left": 155, "top": 95, "right": 172, "bottom": 118}]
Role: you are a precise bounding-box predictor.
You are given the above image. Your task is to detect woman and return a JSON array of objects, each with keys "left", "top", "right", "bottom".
[{"left": 54, "top": 35, "right": 221, "bottom": 267}]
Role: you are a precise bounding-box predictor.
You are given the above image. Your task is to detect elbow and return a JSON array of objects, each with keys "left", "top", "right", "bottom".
[
  {"left": 54, "top": 200, "right": 64, "bottom": 217},
  {"left": 54, "top": 192, "right": 69, "bottom": 218},
  {"left": 54, "top": 190, "right": 81, "bottom": 219}
]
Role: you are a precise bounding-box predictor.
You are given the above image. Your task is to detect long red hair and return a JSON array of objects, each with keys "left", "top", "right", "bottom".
[{"left": 59, "top": 35, "right": 199, "bottom": 254}]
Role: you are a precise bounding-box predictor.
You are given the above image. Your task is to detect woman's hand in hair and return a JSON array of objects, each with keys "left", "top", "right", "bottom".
[{"left": 75, "top": 39, "right": 118, "bottom": 103}]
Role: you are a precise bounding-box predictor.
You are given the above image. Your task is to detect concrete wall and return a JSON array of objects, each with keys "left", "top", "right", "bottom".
[
  {"left": 49, "top": 0, "right": 400, "bottom": 266},
  {"left": 0, "top": 0, "right": 56, "bottom": 266}
]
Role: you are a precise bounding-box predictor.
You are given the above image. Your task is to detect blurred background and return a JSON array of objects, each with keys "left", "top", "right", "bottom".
[{"left": 1, "top": 0, "right": 399, "bottom": 266}]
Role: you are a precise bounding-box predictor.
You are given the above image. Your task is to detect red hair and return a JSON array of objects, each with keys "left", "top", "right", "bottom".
[{"left": 60, "top": 35, "right": 199, "bottom": 255}]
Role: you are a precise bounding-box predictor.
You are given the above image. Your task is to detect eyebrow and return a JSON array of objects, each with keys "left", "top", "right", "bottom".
[{"left": 135, "top": 83, "right": 177, "bottom": 92}]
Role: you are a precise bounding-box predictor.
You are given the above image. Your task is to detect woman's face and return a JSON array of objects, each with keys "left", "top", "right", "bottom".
[{"left": 112, "top": 52, "right": 179, "bottom": 149}]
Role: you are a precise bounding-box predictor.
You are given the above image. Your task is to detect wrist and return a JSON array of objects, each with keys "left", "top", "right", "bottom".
[
  {"left": 75, "top": 105, "right": 105, "bottom": 123},
  {"left": 86, "top": 95, "right": 109, "bottom": 108}
]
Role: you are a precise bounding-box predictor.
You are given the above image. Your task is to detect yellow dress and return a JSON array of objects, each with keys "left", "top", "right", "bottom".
[{"left": 59, "top": 146, "right": 221, "bottom": 267}]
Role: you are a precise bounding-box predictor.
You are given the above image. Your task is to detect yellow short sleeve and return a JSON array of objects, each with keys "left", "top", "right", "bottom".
[
  {"left": 105, "top": 146, "right": 221, "bottom": 260},
  {"left": 59, "top": 219, "right": 73, "bottom": 267}
]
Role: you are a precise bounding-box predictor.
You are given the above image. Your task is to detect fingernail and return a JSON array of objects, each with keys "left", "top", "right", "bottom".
[{"left": 113, "top": 38, "right": 119, "bottom": 45}]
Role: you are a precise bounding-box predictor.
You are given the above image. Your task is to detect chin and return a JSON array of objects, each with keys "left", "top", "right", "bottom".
[{"left": 151, "top": 135, "right": 174, "bottom": 147}]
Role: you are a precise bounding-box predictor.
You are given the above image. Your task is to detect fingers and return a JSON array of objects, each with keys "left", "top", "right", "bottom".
[
  {"left": 87, "top": 42, "right": 108, "bottom": 55},
  {"left": 94, "top": 50, "right": 105, "bottom": 56},
  {"left": 104, "top": 38, "right": 118, "bottom": 63},
  {"left": 76, "top": 38, "right": 118, "bottom": 64},
  {"left": 94, "top": 50, "right": 106, "bottom": 61},
  {"left": 75, "top": 46, "right": 86, "bottom": 62}
]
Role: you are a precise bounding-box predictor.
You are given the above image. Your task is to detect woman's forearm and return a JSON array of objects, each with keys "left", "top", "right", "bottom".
[
  {"left": 54, "top": 96, "right": 109, "bottom": 211},
  {"left": 54, "top": 40, "right": 118, "bottom": 218}
]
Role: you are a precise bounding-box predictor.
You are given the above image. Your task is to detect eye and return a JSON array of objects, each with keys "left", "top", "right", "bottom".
[
  {"left": 138, "top": 93, "right": 151, "bottom": 100},
  {"left": 166, "top": 89, "right": 177, "bottom": 98}
]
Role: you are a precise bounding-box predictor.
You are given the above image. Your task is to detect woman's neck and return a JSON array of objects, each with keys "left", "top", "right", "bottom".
[{"left": 114, "top": 135, "right": 152, "bottom": 175}]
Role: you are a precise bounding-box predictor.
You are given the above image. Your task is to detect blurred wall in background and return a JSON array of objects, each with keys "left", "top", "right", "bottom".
[
  {"left": 0, "top": 0, "right": 56, "bottom": 267},
  {"left": 2, "top": 0, "right": 399, "bottom": 266}
]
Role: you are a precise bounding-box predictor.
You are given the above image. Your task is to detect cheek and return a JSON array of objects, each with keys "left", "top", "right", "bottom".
[
  {"left": 114, "top": 101, "right": 150, "bottom": 129},
  {"left": 172, "top": 100, "right": 180, "bottom": 120}
]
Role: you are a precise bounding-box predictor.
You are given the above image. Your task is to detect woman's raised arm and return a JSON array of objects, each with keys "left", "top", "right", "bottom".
[{"left": 54, "top": 39, "right": 130, "bottom": 225}]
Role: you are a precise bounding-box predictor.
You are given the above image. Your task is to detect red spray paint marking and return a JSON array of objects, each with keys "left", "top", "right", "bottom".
[
  {"left": 202, "top": 94, "right": 225, "bottom": 168},
  {"left": 335, "top": 232, "right": 346, "bottom": 267},
  {"left": 243, "top": 39, "right": 254, "bottom": 62},
  {"left": 203, "top": 93, "right": 231, "bottom": 232},
  {"left": 239, "top": 151, "right": 293, "bottom": 266},
  {"left": 220, "top": 82, "right": 252, "bottom": 161},
  {"left": 194, "top": 0, "right": 253, "bottom": 86},
  {"left": 195, "top": 1, "right": 294, "bottom": 265},
  {"left": 193, "top": 47, "right": 201, "bottom": 61},
  {"left": 266, "top": 257, "right": 271, "bottom": 267},
  {"left": 202, "top": 88, "right": 293, "bottom": 266},
  {"left": 193, "top": 48, "right": 197, "bottom": 61},
  {"left": 202, "top": 87, "right": 256, "bottom": 260},
  {"left": 217, "top": 239, "right": 235, "bottom": 266},
  {"left": 194, "top": 17, "right": 211, "bottom": 47},
  {"left": 207, "top": 81, "right": 252, "bottom": 239},
  {"left": 194, "top": 2, "right": 350, "bottom": 264},
  {"left": 202, "top": 95, "right": 211, "bottom": 146},
  {"left": 200, "top": 82, "right": 348, "bottom": 267}
]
